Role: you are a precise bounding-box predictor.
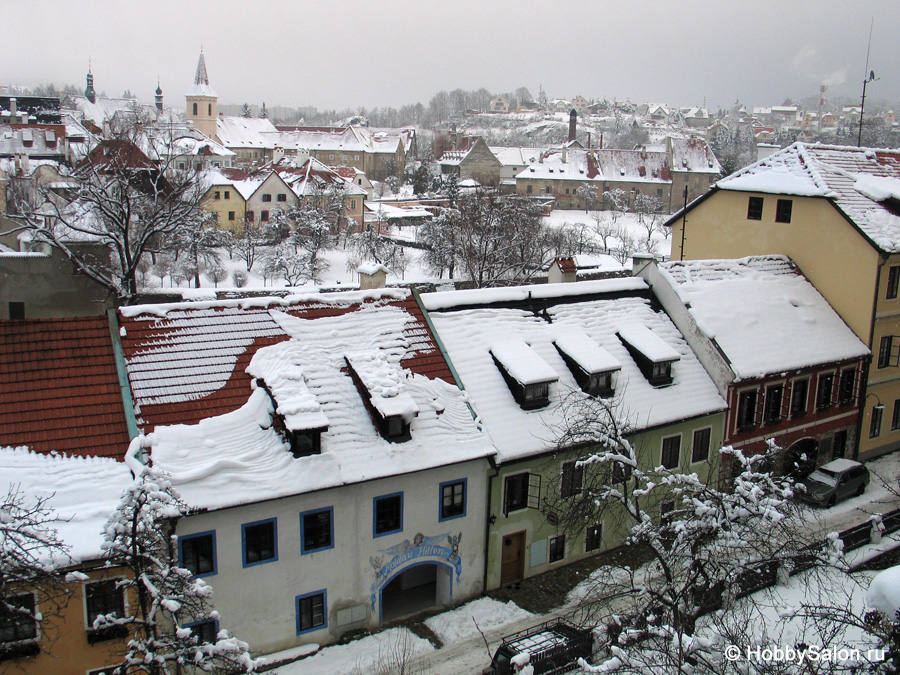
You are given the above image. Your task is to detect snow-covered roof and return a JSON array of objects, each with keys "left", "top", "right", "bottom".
[
  {"left": 660, "top": 255, "right": 870, "bottom": 379},
  {"left": 216, "top": 116, "right": 279, "bottom": 149},
  {"left": 272, "top": 126, "right": 413, "bottom": 156},
  {"left": 423, "top": 279, "right": 726, "bottom": 463},
  {"left": 276, "top": 157, "right": 367, "bottom": 197},
  {"left": 0, "top": 124, "right": 67, "bottom": 158},
  {"left": 489, "top": 146, "right": 544, "bottom": 168},
  {"left": 0, "top": 446, "right": 133, "bottom": 564},
  {"left": 117, "top": 289, "right": 494, "bottom": 511},
  {"left": 516, "top": 148, "right": 601, "bottom": 182},
  {"left": 717, "top": 143, "right": 900, "bottom": 253}
]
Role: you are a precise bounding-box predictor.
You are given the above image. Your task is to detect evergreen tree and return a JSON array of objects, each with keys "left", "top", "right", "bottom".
[{"left": 241, "top": 103, "right": 252, "bottom": 118}]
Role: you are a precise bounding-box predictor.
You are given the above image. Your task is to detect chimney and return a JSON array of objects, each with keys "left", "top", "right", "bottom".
[
  {"left": 9, "top": 97, "right": 16, "bottom": 115},
  {"left": 562, "top": 146, "right": 567, "bottom": 163},
  {"left": 587, "top": 132, "right": 591, "bottom": 149},
  {"left": 568, "top": 109, "right": 577, "bottom": 142}
]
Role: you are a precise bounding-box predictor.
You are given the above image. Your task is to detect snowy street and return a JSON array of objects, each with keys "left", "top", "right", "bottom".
[{"left": 266, "top": 453, "right": 900, "bottom": 674}]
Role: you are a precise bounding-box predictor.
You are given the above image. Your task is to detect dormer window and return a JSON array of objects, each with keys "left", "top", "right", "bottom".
[
  {"left": 617, "top": 325, "right": 680, "bottom": 387},
  {"left": 345, "top": 356, "right": 419, "bottom": 443},
  {"left": 490, "top": 340, "right": 558, "bottom": 410},
  {"left": 249, "top": 362, "right": 329, "bottom": 459},
  {"left": 554, "top": 331, "right": 621, "bottom": 398}
]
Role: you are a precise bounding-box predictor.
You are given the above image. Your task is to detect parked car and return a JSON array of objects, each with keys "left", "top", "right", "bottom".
[
  {"left": 482, "top": 618, "right": 593, "bottom": 675},
  {"left": 800, "top": 458, "right": 869, "bottom": 507}
]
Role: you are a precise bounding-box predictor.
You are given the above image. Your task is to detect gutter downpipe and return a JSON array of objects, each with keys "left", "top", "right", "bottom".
[
  {"left": 107, "top": 308, "right": 140, "bottom": 441},
  {"left": 412, "top": 286, "right": 499, "bottom": 594},
  {"left": 858, "top": 253, "right": 889, "bottom": 459}
]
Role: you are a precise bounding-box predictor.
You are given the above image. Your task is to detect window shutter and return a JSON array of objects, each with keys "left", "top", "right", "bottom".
[{"left": 527, "top": 473, "right": 542, "bottom": 510}]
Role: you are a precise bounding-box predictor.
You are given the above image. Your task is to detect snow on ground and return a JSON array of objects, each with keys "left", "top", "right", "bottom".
[
  {"left": 274, "top": 628, "right": 434, "bottom": 675},
  {"left": 424, "top": 597, "right": 533, "bottom": 644},
  {"left": 543, "top": 210, "right": 673, "bottom": 259},
  {"left": 136, "top": 208, "right": 672, "bottom": 295}
]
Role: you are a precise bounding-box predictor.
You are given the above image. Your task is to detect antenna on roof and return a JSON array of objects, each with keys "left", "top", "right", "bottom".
[{"left": 858, "top": 18, "right": 879, "bottom": 147}]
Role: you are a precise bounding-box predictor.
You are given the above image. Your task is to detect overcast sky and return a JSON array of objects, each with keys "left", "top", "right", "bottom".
[{"left": 3, "top": 1, "right": 898, "bottom": 113}]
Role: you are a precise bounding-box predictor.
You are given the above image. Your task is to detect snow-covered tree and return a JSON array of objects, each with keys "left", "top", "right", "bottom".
[
  {"left": 162, "top": 212, "right": 226, "bottom": 288},
  {"left": 240, "top": 103, "right": 251, "bottom": 119},
  {"left": 449, "top": 191, "right": 554, "bottom": 288},
  {"left": 417, "top": 207, "right": 459, "bottom": 279},
  {"left": 576, "top": 184, "right": 598, "bottom": 212},
  {"left": 346, "top": 228, "right": 407, "bottom": 276},
  {"left": 545, "top": 394, "right": 843, "bottom": 675},
  {"left": 96, "top": 466, "right": 258, "bottom": 674},
  {"left": 0, "top": 485, "right": 72, "bottom": 661}
]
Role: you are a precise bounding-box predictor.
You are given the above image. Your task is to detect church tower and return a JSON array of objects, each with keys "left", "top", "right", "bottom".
[
  {"left": 155, "top": 80, "right": 164, "bottom": 112},
  {"left": 185, "top": 49, "right": 218, "bottom": 139},
  {"left": 84, "top": 64, "right": 96, "bottom": 104}
]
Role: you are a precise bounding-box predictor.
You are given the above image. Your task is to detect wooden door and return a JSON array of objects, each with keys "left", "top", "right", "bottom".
[{"left": 499, "top": 531, "right": 526, "bottom": 586}]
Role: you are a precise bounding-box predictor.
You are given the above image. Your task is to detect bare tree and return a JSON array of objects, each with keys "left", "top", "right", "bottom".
[
  {"left": 4, "top": 118, "right": 207, "bottom": 304},
  {"left": 0, "top": 485, "right": 72, "bottom": 663},
  {"left": 544, "top": 393, "right": 844, "bottom": 675}
]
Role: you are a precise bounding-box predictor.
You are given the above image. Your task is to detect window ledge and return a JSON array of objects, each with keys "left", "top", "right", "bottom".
[
  {"left": 0, "top": 640, "right": 40, "bottom": 662},
  {"left": 86, "top": 624, "right": 128, "bottom": 645}
]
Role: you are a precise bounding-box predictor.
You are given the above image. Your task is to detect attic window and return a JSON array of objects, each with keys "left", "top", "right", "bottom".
[
  {"left": 554, "top": 331, "right": 621, "bottom": 397},
  {"left": 490, "top": 340, "right": 558, "bottom": 410},
  {"left": 617, "top": 325, "right": 680, "bottom": 387},
  {"left": 250, "top": 365, "right": 329, "bottom": 458},
  {"left": 345, "top": 356, "right": 419, "bottom": 443}
]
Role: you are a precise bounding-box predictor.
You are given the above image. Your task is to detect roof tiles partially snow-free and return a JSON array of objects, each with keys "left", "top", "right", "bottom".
[
  {"left": 118, "top": 289, "right": 493, "bottom": 511},
  {"left": 717, "top": 143, "right": 900, "bottom": 253},
  {"left": 659, "top": 255, "right": 869, "bottom": 380}
]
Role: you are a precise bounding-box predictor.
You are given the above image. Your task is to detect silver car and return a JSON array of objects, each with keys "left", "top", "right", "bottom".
[{"left": 800, "top": 458, "right": 869, "bottom": 507}]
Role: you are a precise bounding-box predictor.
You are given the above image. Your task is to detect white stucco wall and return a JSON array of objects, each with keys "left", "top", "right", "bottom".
[{"left": 174, "top": 458, "right": 491, "bottom": 654}]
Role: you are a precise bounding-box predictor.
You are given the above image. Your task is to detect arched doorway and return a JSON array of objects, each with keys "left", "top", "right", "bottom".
[
  {"left": 380, "top": 562, "right": 453, "bottom": 623},
  {"left": 785, "top": 438, "right": 818, "bottom": 480}
]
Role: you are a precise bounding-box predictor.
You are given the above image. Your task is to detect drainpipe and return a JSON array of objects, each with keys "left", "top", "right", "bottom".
[
  {"left": 107, "top": 308, "right": 140, "bottom": 440},
  {"left": 412, "top": 287, "right": 498, "bottom": 592},
  {"left": 858, "top": 253, "right": 889, "bottom": 459}
]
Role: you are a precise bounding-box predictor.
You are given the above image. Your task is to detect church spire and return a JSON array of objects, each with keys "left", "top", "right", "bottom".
[
  {"left": 194, "top": 49, "right": 209, "bottom": 86},
  {"left": 186, "top": 48, "right": 217, "bottom": 98},
  {"left": 84, "top": 60, "right": 96, "bottom": 104}
]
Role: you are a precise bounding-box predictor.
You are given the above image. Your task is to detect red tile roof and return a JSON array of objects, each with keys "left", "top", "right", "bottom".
[
  {"left": 0, "top": 316, "right": 131, "bottom": 460},
  {"left": 118, "top": 293, "right": 455, "bottom": 431}
]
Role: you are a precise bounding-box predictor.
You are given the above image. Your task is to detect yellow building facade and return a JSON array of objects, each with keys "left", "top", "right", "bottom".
[{"left": 668, "top": 143, "right": 900, "bottom": 460}]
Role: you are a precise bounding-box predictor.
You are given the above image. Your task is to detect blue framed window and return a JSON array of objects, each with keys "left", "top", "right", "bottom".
[
  {"left": 241, "top": 518, "right": 278, "bottom": 568},
  {"left": 179, "top": 530, "right": 217, "bottom": 577},
  {"left": 300, "top": 507, "right": 334, "bottom": 554},
  {"left": 296, "top": 590, "right": 327, "bottom": 635},
  {"left": 373, "top": 492, "right": 403, "bottom": 538},
  {"left": 439, "top": 479, "right": 467, "bottom": 521}
]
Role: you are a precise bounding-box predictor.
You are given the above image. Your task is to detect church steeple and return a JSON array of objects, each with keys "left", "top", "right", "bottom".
[
  {"left": 84, "top": 62, "right": 96, "bottom": 104},
  {"left": 155, "top": 79, "right": 163, "bottom": 112},
  {"left": 185, "top": 48, "right": 218, "bottom": 139}
]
